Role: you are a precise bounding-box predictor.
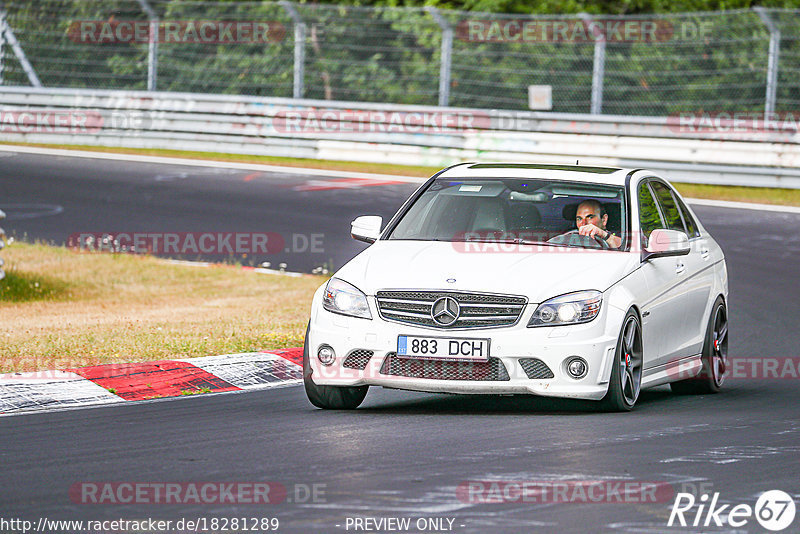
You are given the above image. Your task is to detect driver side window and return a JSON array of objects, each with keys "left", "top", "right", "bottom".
[{"left": 638, "top": 182, "right": 665, "bottom": 244}]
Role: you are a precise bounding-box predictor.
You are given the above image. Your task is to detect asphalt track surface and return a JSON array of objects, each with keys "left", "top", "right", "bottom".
[{"left": 2, "top": 151, "right": 800, "bottom": 533}]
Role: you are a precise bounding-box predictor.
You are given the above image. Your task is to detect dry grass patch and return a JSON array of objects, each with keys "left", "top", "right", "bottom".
[{"left": 0, "top": 242, "right": 321, "bottom": 373}]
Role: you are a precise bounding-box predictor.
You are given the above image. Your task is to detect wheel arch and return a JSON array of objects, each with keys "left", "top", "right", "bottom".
[{"left": 604, "top": 283, "right": 639, "bottom": 322}]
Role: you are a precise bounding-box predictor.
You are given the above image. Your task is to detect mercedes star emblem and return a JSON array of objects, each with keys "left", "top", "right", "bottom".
[{"left": 431, "top": 296, "right": 460, "bottom": 326}]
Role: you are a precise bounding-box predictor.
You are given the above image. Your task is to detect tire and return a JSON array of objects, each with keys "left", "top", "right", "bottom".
[
  {"left": 600, "top": 310, "right": 643, "bottom": 412},
  {"left": 670, "top": 297, "right": 727, "bottom": 395},
  {"left": 303, "top": 322, "right": 368, "bottom": 409}
]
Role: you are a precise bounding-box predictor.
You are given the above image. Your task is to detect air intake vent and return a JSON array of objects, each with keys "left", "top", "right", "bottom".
[
  {"left": 342, "top": 350, "right": 374, "bottom": 370},
  {"left": 380, "top": 353, "right": 510, "bottom": 381},
  {"left": 519, "top": 358, "right": 555, "bottom": 379},
  {"left": 376, "top": 291, "right": 526, "bottom": 329}
]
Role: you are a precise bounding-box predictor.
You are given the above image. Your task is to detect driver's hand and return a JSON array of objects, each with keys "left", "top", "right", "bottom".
[{"left": 578, "top": 224, "right": 606, "bottom": 240}]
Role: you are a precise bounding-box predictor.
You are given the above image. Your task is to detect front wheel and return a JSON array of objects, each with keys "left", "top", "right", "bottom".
[
  {"left": 303, "top": 323, "right": 368, "bottom": 409},
  {"left": 670, "top": 297, "right": 727, "bottom": 394},
  {"left": 600, "top": 310, "right": 643, "bottom": 412}
]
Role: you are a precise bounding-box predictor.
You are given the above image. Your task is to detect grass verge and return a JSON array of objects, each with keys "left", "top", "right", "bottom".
[
  {"left": 4, "top": 142, "right": 800, "bottom": 207},
  {"left": 0, "top": 242, "right": 320, "bottom": 373}
]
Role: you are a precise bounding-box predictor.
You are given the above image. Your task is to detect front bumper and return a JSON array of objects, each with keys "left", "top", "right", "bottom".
[{"left": 307, "top": 288, "right": 624, "bottom": 401}]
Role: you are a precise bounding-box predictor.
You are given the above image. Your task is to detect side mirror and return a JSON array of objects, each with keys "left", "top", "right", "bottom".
[
  {"left": 351, "top": 215, "right": 383, "bottom": 244},
  {"left": 643, "top": 229, "right": 690, "bottom": 260}
]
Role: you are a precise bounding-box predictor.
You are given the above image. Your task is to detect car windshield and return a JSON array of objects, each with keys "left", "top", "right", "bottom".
[{"left": 387, "top": 178, "right": 627, "bottom": 250}]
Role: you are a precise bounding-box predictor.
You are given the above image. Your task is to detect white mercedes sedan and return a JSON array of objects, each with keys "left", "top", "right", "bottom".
[{"left": 303, "top": 164, "right": 729, "bottom": 411}]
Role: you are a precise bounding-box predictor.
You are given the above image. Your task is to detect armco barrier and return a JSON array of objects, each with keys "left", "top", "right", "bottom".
[{"left": 0, "top": 87, "right": 799, "bottom": 188}]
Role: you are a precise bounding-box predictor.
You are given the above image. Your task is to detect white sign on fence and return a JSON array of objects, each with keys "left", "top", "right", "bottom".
[{"left": 528, "top": 85, "right": 552, "bottom": 111}]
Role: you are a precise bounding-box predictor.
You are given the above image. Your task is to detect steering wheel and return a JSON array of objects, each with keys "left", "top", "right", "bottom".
[{"left": 547, "top": 229, "right": 610, "bottom": 250}]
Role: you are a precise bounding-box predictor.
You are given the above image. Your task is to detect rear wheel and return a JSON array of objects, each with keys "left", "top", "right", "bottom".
[
  {"left": 303, "top": 323, "right": 368, "bottom": 409},
  {"left": 600, "top": 310, "right": 643, "bottom": 412},
  {"left": 670, "top": 297, "right": 727, "bottom": 394}
]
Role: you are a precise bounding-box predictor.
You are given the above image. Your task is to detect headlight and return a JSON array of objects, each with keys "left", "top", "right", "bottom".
[
  {"left": 322, "top": 278, "right": 372, "bottom": 319},
  {"left": 528, "top": 290, "right": 602, "bottom": 327}
]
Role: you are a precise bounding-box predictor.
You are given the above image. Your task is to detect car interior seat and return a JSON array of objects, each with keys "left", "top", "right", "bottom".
[
  {"left": 507, "top": 202, "right": 542, "bottom": 230},
  {"left": 470, "top": 198, "right": 507, "bottom": 232}
]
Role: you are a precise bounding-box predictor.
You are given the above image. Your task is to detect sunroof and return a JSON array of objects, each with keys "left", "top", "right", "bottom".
[{"left": 468, "top": 163, "right": 620, "bottom": 174}]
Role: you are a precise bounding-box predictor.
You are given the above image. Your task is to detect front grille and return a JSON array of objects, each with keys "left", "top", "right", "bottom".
[
  {"left": 380, "top": 353, "right": 510, "bottom": 381},
  {"left": 519, "top": 358, "right": 555, "bottom": 379},
  {"left": 376, "top": 291, "right": 526, "bottom": 329},
  {"left": 342, "top": 349, "right": 374, "bottom": 370}
]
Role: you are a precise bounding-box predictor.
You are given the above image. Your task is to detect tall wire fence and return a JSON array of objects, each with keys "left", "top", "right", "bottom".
[{"left": 0, "top": 1, "right": 797, "bottom": 116}]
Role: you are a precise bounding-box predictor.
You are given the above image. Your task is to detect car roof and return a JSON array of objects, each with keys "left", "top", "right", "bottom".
[{"left": 436, "top": 163, "right": 636, "bottom": 186}]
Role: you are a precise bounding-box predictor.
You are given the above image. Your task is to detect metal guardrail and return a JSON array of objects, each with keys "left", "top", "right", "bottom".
[{"left": 0, "top": 86, "right": 799, "bottom": 188}]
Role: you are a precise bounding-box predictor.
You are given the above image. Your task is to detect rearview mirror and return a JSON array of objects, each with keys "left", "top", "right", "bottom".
[
  {"left": 351, "top": 215, "right": 383, "bottom": 244},
  {"left": 643, "top": 229, "right": 690, "bottom": 260}
]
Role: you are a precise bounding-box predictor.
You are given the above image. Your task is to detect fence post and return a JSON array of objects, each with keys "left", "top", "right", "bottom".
[
  {"left": 0, "top": 9, "right": 42, "bottom": 87},
  {"left": 0, "top": 11, "right": 5, "bottom": 85},
  {"left": 281, "top": 1, "right": 306, "bottom": 99},
  {"left": 580, "top": 13, "right": 605, "bottom": 115},
  {"left": 136, "top": 0, "right": 158, "bottom": 91},
  {"left": 754, "top": 7, "right": 780, "bottom": 116},
  {"left": 426, "top": 7, "right": 452, "bottom": 107}
]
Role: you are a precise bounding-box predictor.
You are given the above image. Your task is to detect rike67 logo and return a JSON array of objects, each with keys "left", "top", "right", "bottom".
[{"left": 668, "top": 489, "right": 796, "bottom": 531}]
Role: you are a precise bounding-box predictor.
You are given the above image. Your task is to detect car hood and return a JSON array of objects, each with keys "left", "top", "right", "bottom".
[{"left": 336, "top": 240, "right": 639, "bottom": 303}]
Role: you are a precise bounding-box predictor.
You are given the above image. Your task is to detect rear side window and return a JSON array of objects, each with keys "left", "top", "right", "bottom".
[
  {"left": 675, "top": 195, "right": 700, "bottom": 238},
  {"left": 650, "top": 182, "right": 686, "bottom": 233},
  {"left": 638, "top": 182, "right": 664, "bottom": 242}
]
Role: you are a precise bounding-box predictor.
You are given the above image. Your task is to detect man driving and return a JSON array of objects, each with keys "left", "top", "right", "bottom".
[{"left": 575, "top": 199, "right": 621, "bottom": 248}]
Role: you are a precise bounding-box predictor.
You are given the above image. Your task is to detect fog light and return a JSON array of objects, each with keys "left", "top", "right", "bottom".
[
  {"left": 317, "top": 345, "right": 336, "bottom": 366},
  {"left": 566, "top": 357, "right": 588, "bottom": 379}
]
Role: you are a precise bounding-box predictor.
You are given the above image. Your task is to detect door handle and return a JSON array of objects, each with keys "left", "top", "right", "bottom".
[
  {"left": 676, "top": 262, "right": 686, "bottom": 275},
  {"left": 701, "top": 248, "right": 710, "bottom": 260}
]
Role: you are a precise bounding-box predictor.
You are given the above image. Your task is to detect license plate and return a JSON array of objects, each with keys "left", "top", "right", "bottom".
[{"left": 397, "top": 335, "right": 490, "bottom": 361}]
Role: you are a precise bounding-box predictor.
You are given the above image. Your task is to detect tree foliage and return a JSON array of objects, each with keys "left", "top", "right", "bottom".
[{"left": 2, "top": 1, "right": 798, "bottom": 115}]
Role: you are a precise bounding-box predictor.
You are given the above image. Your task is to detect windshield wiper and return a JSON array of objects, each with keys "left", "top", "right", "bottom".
[{"left": 461, "top": 237, "right": 568, "bottom": 248}]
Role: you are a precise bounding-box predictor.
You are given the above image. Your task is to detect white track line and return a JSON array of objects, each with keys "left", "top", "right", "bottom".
[
  {"left": 0, "top": 144, "right": 427, "bottom": 183},
  {"left": 682, "top": 197, "right": 800, "bottom": 214},
  {"left": 1, "top": 144, "right": 798, "bottom": 213},
  {"left": 159, "top": 258, "right": 308, "bottom": 277}
]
